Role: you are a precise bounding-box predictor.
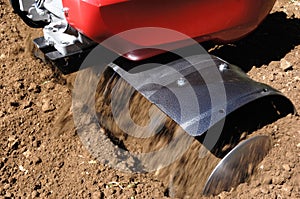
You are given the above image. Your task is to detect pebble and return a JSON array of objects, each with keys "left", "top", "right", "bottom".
[
  {"left": 272, "top": 176, "right": 285, "bottom": 185},
  {"left": 14, "top": 81, "right": 24, "bottom": 89},
  {"left": 23, "top": 100, "right": 33, "bottom": 109},
  {"left": 22, "top": 150, "right": 31, "bottom": 158},
  {"left": 28, "top": 83, "right": 37, "bottom": 91},
  {"left": 294, "top": 76, "right": 300, "bottom": 82},
  {"left": 3, "top": 184, "right": 10, "bottom": 189},
  {"left": 44, "top": 81, "right": 56, "bottom": 90},
  {"left": 263, "top": 177, "right": 272, "bottom": 185},
  {"left": 251, "top": 180, "right": 261, "bottom": 187},
  {"left": 8, "top": 135, "right": 17, "bottom": 142},
  {"left": 33, "top": 156, "right": 42, "bottom": 165},
  {"left": 5, "top": 193, "right": 13, "bottom": 198},
  {"left": 297, "top": 143, "right": 300, "bottom": 148},
  {"left": 262, "top": 164, "right": 271, "bottom": 171},
  {"left": 217, "top": 192, "right": 227, "bottom": 199},
  {"left": 19, "top": 165, "right": 25, "bottom": 172},
  {"left": 103, "top": 188, "right": 113, "bottom": 197},
  {"left": 31, "top": 190, "right": 39, "bottom": 198},
  {"left": 260, "top": 187, "right": 270, "bottom": 194},
  {"left": 283, "top": 171, "right": 291, "bottom": 180},
  {"left": 92, "top": 191, "right": 102, "bottom": 199},
  {"left": 282, "top": 164, "right": 291, "bottom": 171},
  {"left": 0, "top": 53, "right": 6, "bottom": 60},
  {"left": 290, "top": 173, "right": 300, "bottom": 186},
  {"left": 41, "top": 99, "right": 55, "bottom": 112},
  {"left": 280, "top": 59, "right": 293, "bottom": 71},
  {"left": 32, "top": 140, "right": 41, "bottom": 148},
  {"left": 269, "top": 61, "right": 279, "bottom": 68},
  {"left": 282, "top": 184, "right": 293, "bottom": 193}
]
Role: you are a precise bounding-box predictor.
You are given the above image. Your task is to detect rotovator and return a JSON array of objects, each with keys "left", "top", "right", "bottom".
[{"left": 11, "top": 0, "right": 295, "bottom": 197}]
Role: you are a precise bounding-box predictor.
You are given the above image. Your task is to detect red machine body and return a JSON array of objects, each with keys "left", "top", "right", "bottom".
[{"left": 63, "top": 0, "right": 276, "bottom": 60}]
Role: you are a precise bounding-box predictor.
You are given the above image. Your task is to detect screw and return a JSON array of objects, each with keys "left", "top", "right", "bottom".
[
  {"left": 60, "top": 41, "right": 70, "bottom": 45},
  {"left": 47, "top": 40, "right": 55, "bottom": 46},
  {"left": 45, "top": 26, "right": 53, "bottom": 31},
  {"left": 177, "top": 77, "right": 187, "bottom": 87},
  {"left": 40, "top": 10, "right": 48, "bottom": 16},
  {"left": 219, "top": 63, "right": 229, "bottom": 72},
  {"left": 219, "top": 109, "right": 225, "bottom": 114},
  {"left": 63, "top": 7, "right": 69, "bottom": 17}
]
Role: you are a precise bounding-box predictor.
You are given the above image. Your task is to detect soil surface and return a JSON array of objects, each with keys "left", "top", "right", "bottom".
[{"left": 1, "top": 0, "right": 300, "bottom": 198}]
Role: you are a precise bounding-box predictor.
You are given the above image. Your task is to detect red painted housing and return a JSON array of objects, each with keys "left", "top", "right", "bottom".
[{"left": 62, "top": 0, "right": 276, "bottom": 60}]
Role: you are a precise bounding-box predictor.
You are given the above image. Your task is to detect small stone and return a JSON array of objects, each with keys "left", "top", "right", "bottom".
[
  {"left": 88, "top": 160, "right": 97, "bottom": 164},
  {"left": 251, "top": 180, "right": 261, "bottom": 187},
  {"left": 263, "top": 164, "right": 271, "bottom": 171},
  {"left": 33, "top": 156, "right": 42, "bottom": 165},
  {"left": 280, "top": 59, "right": 293, "bottom": 71},
  {"left": 297, "top": 143, "right": 300, "bottom": 148},
  {"left": 30, "top": 84, "right": 41, "bottom": 93},
  {"left": 31, "top": 190, "right": 39, "bottom": 198},
  {"left": 14, "top": 81, "right": 24, "bottom": 89},
  {"left": 92, "top": 191, "right": 102, "bottom": 199},
  {"left": 0, "top": 53, "right": 6, "bottom": 60},
  {"left": 32, "top": 140, "right": 41, "bottom": 148},
  {"left": 28, "top": 83, "right": 35, "bottom": 90},
  {"left": 5, "top": 193, "right": 13, "bottom": 198},
  {"left": 263, "top": 177, "right": 272, "bottom": 185},
  {"left": 3, "top": 184, "right": 10, "bottom": 189},
  {"left": 44, "top": 81, "right": 56, "bottom": 90},
  {"left": 217, "top": 191, "right": 228, "bottom": 199},
  {"left": 19, "top": 165, "right": 26, "bottom": 172},
  {"left": 41, "top": 99, "right": 55, "bottom": 112},
  {"left": 282, "top": 184, "right": 293, "bottom": 193},
  {"left": 22, "top": 150, "right": 31, "bottom": 158},
  {"left": 282, "top": 164, "right": 291, "bottom": 171},
  {"left": 23, "top": 100, "right": 33, "bottom": 109},
  {"left": 294, "top": 76, "right": 300, "bottom": 82},
  {"left": 283, "top": 171, "right": 291, "bottom": 180},
  {"left": 275, "top": 170, "right": 281, "bottom": 176},
  {"left": 290, "top": 173, "right": 300, "bottom": 186},
  {"left": 272, "top": 176, "right": 285, "bottom": 185},
  {"left": 260, "top": 187, "right": 269, "bottom": 194},
  {"left": 269, "top": 61, "right": 279, "bottom": 68},
  {"left": 8, "top": 135, "right": 17, "bottom": 142},
  {"left": 103, "top": 188, "right": 113, "bottom": 197}
]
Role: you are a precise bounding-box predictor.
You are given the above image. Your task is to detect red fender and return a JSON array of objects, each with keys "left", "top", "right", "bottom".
[{"left": 63, "top": 0, "right": 276, "bottom": 60}]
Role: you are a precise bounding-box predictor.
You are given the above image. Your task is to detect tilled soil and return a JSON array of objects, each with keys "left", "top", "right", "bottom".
[{"left": 1, "top": 0, "right": 300, "bottom": 198}]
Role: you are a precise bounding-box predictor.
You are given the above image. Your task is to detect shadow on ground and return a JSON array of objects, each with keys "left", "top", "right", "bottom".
[{"left": 206, "top": 12, "right": 300, "bottom": 72}]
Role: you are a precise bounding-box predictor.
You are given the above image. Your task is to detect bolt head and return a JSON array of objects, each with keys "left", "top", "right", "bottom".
[
  {"left": 177, "top": 77, "right": 187, "bottom": 87},
  {"left": 219, "top": 63, "right": 229, "bottom": 71},
  {"left": 63, "top": 7, "right": 69, "bottom": 17}
]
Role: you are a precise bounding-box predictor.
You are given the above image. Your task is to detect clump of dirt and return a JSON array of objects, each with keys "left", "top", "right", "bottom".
[{"left": 1, "top": 0, "right": 300, "bottom": 198}]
